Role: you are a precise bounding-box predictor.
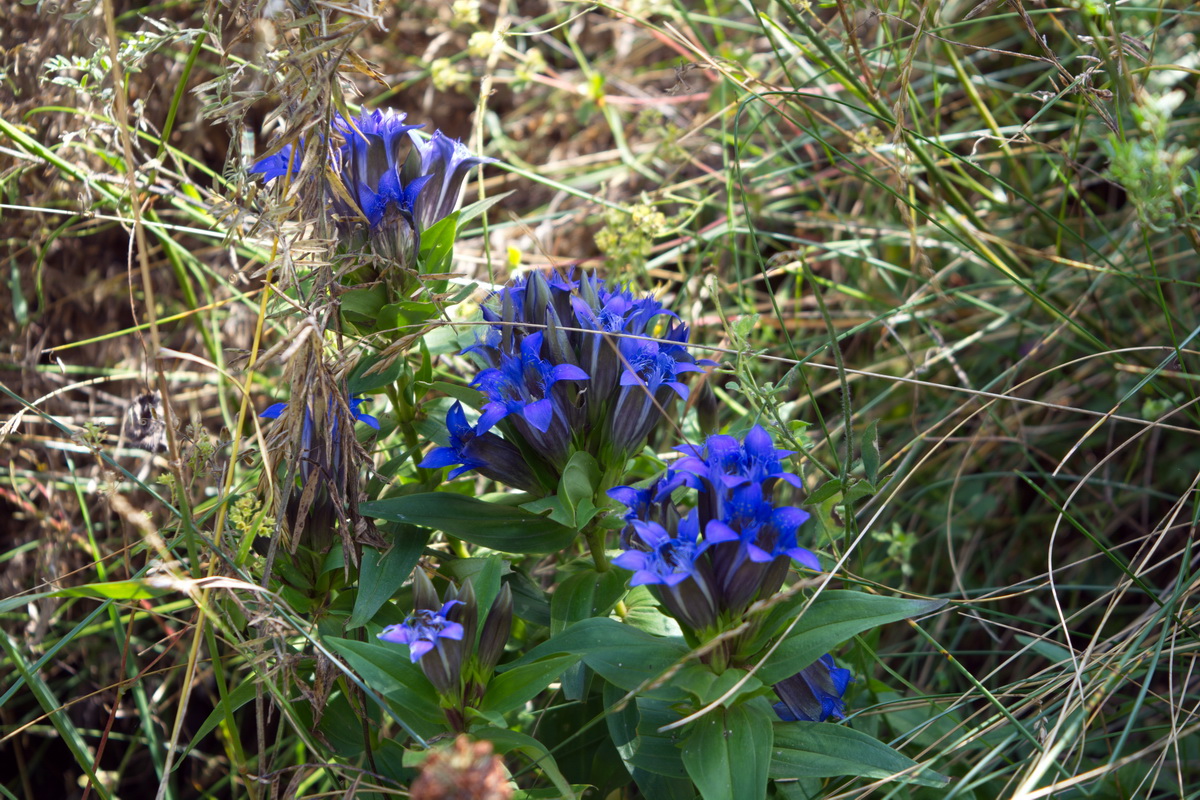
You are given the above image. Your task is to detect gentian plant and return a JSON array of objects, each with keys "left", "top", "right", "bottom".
[{"left": 245, "top": 103, "right": 949, "bottom": 800}]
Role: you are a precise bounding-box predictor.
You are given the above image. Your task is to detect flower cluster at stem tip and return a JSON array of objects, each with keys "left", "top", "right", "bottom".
[
  {"left": 609, "top": 425, "right": 816, "bottom": 628},
  {"left": 421, "top": 270, "right": 713, "bottom": 493},
  {"left": 251, "top": 108, "right": 494, "bottom": 267},
  {"left": 609, "top": 425, "right": 851, "bottom": 722},
  {"left": 377, "top": 570, "right": 513, "bottom": 731}
]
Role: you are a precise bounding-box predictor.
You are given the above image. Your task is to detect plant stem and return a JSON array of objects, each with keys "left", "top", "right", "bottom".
[{"left": 586, "top": 525, "right": 610, "bottom": 573}]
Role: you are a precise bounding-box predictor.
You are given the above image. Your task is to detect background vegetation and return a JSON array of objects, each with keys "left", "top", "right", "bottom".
[{"left": 1, "top": 0, "right": 1198, "bottom": 797}]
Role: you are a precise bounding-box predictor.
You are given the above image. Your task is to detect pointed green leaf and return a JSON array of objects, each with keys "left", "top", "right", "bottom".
[
  {"left": 360, "top": 493, "right": 577, "bottom": 553},
  {"left": 770, "top": 723, "right": 948, "bottom": 786},
  {"left": 861, "top": 420, "right": 880, "bottom": 485},
  {"left": 347, "top": 350, "right": 405, "bottom": 395},
  {"left": 503, "top": 617, "right": 688, "bottom": 695},
  {"left": 458, "top": 191, "right": 514, "bottom": 226},
  {"left": 550, "top": 568, "right": 626, "bottom": 635},
  {"left": 324, "top": 636, "right": 444, "bottom": 738},
  {"left": 682, "top": 701, "right": 774, "bottom": 800},
  {"left": 604, "top": 681, "right": 689, "bottom": 780},
  {"left": 479, "top": 654, "right": 578, "bottom": 716},
  {"left": 348, "top": 530, "right": 426, "bottom": 629},
  {"left": 757, "top": 592, "right": 946, "bottom": 685}
]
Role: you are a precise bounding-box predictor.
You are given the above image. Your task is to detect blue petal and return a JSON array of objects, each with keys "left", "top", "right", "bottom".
[
  {"left": 438, "top": 599, "right": 464, "bottom": 616},
  {"left": 408, "top": 639, "right": 434, "bottom": 662},
  {"left": 419, "top": 446, "right": 462, "bottom": 469},
  {"left": 550, "top": 363, "right": 589, "bottom": 382},
  {"left": 439, "top": 621, "right": 465, "bottom": 641},
  {"left": 377, "top": 624, "right": 414, "bottom": 645},
  {"left": 612, "top": 551, "right": 649, "bottom": 572},
  {"left": 445, "top": 402, "right": 472, "bottom": 438},
  {"left": 522, "top": 398, "right": 554, "bottom": 433},
  {"left": 476, "top": 402, "right": 510, "bottom": 434},
  {"left": 788, "top": 547, "right": 821, "bottom": 572},
  {"left": 260, "top": 402, "right": 288, "bottom": 419},
  {"left": 446, "top": 464, "right": 476, "bottom": 480}
]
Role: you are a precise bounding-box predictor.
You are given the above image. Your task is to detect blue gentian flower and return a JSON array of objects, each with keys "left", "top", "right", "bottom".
[
  {"left": 609, "top": 426, "right": 818, "bottom": 632},
  {"left": 611, "top": 513, "right": 734, "bottom": 632},
  {"left": 772, "top": 654, "right": 853, "bottom": 722},
  {"left": 423, "top": 270, "right": 710, "bottom": 489},
  {"left": 470, "top": 332, "right": 589, "bottom": 468},
  {"left": 250, "top": 109, "right": 492, "bottom": 267},
  {"left": 418, "top": 402, "right": 540, "bottom": 493},
  {"left": 378, "top": 599, "right": 465, "bottom": 663},
  {"left": 403, "top": 130, "right": 498, "bottom": 232},
  {"left": 377, "top": 570, "right": 513, "bottom": 727}
]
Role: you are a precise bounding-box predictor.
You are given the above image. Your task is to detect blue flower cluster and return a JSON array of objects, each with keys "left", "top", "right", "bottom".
[
  {"left": 609, "top": 426, "right": 819, "bottom": 632},
  {"left": 251, "top": 109, "right": 494, "bottom": 266},
  {"left": 377, "top": 569, "right": 513, "bottom": 729},
  {"left": 422, "top": 271, "right": 710, "bottom": 489},
  {"left": 610, "top": 425, "right": 852, "bottom": 721}
]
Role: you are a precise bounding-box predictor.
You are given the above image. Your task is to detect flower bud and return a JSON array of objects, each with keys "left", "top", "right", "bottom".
[{"left": 477, "top": 583, "right": 513, "bottom": 674}]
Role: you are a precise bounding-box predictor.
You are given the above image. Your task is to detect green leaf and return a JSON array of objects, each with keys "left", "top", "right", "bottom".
[
  {"left": 415, "top": 338, "right": 433, "bottom": 390},
  {"left": 418, "top": 213, "right": 458, "bottom": 281},
  {"left": 622, "top": 585, "right": 684, "bottom": 637},
  {"left": 347, "top": 351, "right": 405, "bottom": 395},
  {"left": 520, "top": 493, "right": 575, "bottom": 529},
  {"left": 842, "top": 478, "right": 877, "bottom": 506},
  {"left": 324, "top": 636, "right": 445, "bottom": 738},
  {"left": 604, "top": 681, "right": 689, "bottom": 780},
  {"left": 757, "top": 592, "right": 946, "bottom": 685},
  {"left": 862, "top": 419, "right": 880, "bottom": 485},
  {"left": 379, "top": 300, "right": 439, "bottom": 335},
  {"left": 504, "top": 617, "right": 689, "bottom": 695},
  {"left": 348, "top": 530, "right": 426, "bottom": 629},
  {"left": 671, "top": 665, "right": 763, "bottom": 708},
  {"left": 681, "top": 700, "right": 774, "bottom": 800},
  {"left": 550, "top": 568, "right": 627, "bottom": 635},
  {"left": 457, "top": 191, "right": 514, "bottom": 226},
  {"left": 178, "top": 677, "right": 256, "bottom": 764},
  {"left": 770, "top": 723, "right": 948, "bottom": 787},
  {"left": 428, "top": 380, "right": 485, "bottom": 409},
  {"left": 340, "top": 284, "right": 387, "bottom": 324},
  {"left": 1016, "top": 633, "right": 1073, "bottom": 664},
  {"left": 51, "top": 579, "right": 174, "bottom": 601},
  {"left": 807, "top": 479, "right": 843, "bottom": 505},
  {"left": 473, "top": 726, "right": 576, "bottom": 800},
  {"left": 630, "top": 770, "right": 697, "bottom": 800},
  {"left": 479, "top": 654, "right": 578, "bottom": 716},
  {"left": 560, "top": 451, "right": 601, "bottom": 527},
  {"left": 359, "top": 493, "right": 577, "bottom": 553},
  {"left": 472, "top": 555, "right": 504, "bottom": 629}
]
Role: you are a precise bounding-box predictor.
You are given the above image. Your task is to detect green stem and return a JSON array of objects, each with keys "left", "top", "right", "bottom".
[{"left": 586, "top": 525, "right": 610, "bottom": 573}]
